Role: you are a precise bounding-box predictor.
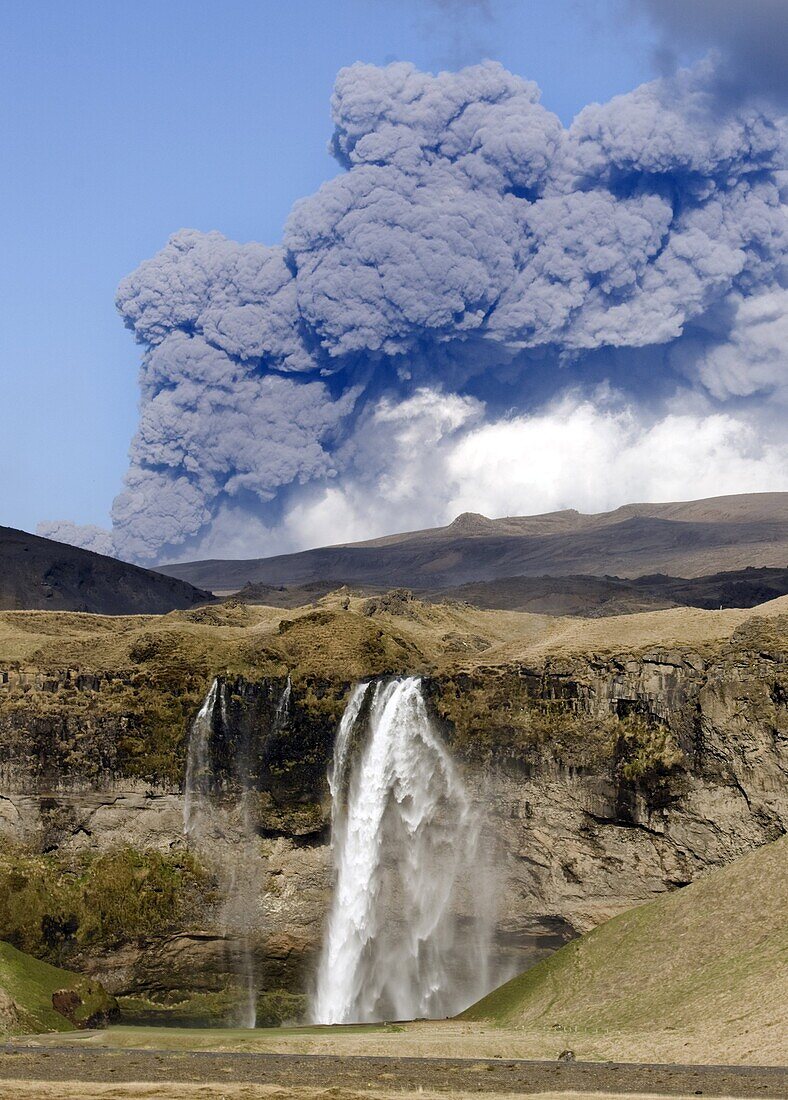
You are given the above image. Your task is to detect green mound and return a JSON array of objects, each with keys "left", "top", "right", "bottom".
[
  {"left": 463, "top": 836, "right": 788, "bottom": 1059},
  {"left": 0, "top": 940, "right": 116, "bottom": 1035},
  {"left": 117, "top": 988, "right": 307, "bottom": 1029}
]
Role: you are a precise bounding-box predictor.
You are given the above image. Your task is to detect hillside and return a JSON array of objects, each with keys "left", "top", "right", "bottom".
[
  {"left": 0, "top": 592, "right": 785, "bottom": 1029},
  {"left": 427, "top": 565, "right": 788, "bottom": 616},
  {"left": 463, "top": 836, "right": 788, "bottom": 1065},
  {"left": 0, "top": 526, "right": 214, "bottom": 614},
  {"left": 160, "top": 492, "right": 788, "bottom": 594},
  {"left": 231, "top": 567, "right": 788, "bottom": 618},
  {"left": 0, "top": 941, "right": 115, "bottom": 1034},
  {"left": 2, "top": 588, "right": 787, "bottom": 678}
]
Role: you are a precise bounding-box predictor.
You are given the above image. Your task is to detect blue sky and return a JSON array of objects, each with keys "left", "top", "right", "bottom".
[{"left": 0, "top": 0, "right": 691, "bottom": 536}]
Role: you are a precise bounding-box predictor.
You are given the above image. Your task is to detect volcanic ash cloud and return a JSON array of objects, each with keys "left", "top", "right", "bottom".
[{"left": 41, "top": 58, "right": 788, "bottom": 563}]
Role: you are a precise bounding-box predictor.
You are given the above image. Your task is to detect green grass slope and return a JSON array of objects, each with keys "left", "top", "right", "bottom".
[
  {"left": 463, "top": 836, "right": 788, "bottom": 1064},
  {"left": 0, "top": 941, "right": 115, "bottom": 1035}
]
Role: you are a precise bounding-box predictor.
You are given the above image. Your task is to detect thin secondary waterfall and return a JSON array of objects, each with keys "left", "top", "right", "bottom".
[
  {"left": 183, "top": 676, "right": 290, "bottom": 1029},
  {"left": 274, "top": 675, "right": 291, "bottom": 732},
  {"left": 183, "top": 678, "right": 218, "bottom": 839},
  {"left": 313, "top": 676, "right": 497, "bottom": 1025},
  {"left": 328, "top": 681, "right": 371, "bottom": 828}
]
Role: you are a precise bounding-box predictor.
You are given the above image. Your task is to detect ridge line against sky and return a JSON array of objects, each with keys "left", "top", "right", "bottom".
[{"left": 2, "top": 1, "right": 786, "bottom": 564}]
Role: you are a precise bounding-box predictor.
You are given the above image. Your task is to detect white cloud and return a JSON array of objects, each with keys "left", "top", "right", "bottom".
[
  {"left": 225, "top": 394, "right": 788, "bottom": 551},
  {"left": 444, "top": 399, "right": 788, "bottom": 518},
  {"left": 44, "top": 385, "right": 788, "bottom": 563}
]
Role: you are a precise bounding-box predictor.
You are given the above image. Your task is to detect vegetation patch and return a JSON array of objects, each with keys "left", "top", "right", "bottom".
[
  {"left": 431, "top": 669, "right": 616, "bottom": 766},
  {"left": 614, "top": 714, "right": 685, "bottom": 792},
  {"left": 117, "top": 987, "right": 307, "bottom": 1028},
  {"left": 268, "top": 608, "right": 423, "bottom": 683},
  {"left": 0, "top": 847, "right": 214, "bottom": 964},
  {"left": 0, "top": 940, "right": 116, "bottom": 1034}
]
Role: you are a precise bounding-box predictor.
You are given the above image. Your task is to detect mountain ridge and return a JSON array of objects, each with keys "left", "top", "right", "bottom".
[
  {"left": 159, "top": 492, "right": 788, "bottom": 593},
  {"left": 0, "top": 526, "right": 214, "bottom": 615}
]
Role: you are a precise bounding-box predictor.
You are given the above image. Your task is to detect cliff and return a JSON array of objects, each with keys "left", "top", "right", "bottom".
[{"left": 0, "top": 594, "right": 785, "bottom": 1017}]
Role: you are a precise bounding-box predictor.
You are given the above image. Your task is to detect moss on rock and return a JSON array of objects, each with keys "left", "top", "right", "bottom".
[
  {"left": 116, "top": 987, "right": 307, "bottom": 1028},
  {"left": 0, "top": 940, "right": 117, "bottom": 1034},
  {"left": 0, "top": 847, "right": 213, "bottom": 963},
  {"left": 614, "top": 715, "right": 685, "bottom": 788},
  {"left": 430, "top": 669, "right": 617, "bottom": 767}
]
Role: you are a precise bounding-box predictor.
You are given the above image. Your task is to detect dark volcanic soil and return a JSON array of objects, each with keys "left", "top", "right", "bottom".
[
  {"left": 0, "top": 526, "right": 214, "bottom": 614},
  {"left": 230, "top": 566, "right": 788, "bottom": 618},
  {"left": 1, "top": 1046, "right": 786, "bottom": 1097}
]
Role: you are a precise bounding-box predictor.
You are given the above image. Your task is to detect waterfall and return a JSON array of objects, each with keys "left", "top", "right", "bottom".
[
  {"left": 182, "top": 676, "right": 291, "bottom": 1029},
  {"left": 313, "top": 676, "right": 497, "bottom": 1025},
  {"left": 273, "top": 675, "right": 291, "bottom": 732},
  {"left": 328, "top": 681, "right": 370, "bottom": 824},
  {"left": 183, "top": 677, "right": 218, "bottom": 838}
]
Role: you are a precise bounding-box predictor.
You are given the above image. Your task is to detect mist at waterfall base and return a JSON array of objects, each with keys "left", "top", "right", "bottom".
[
  {"left": 183, "top": 676, "right": 291, "bottom": 1029},
  {"left": 314, "top": 677, "right": 505, "bottom": 1025},
  {"left": 182, "top": 674, "right": 507, "bottom": 1028}
]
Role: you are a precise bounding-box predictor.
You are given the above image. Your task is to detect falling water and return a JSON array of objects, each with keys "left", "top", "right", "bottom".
[
  {"left": 183, "top": 676, "right": 291, "bottom": 1029},
  {"left": 183, "top": 678, "right": 219, "bottom": 838},
  {"left": 313, "top": 676, "right": 497, "bottom": 1025},
  {"left": 273, "top": 675, "right": 292, "bottom": 732},
  {"left": 328, "top": 681, "right": 371, "bottom": 824}
]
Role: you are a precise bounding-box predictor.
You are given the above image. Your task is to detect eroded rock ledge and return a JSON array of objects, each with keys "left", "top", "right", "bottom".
[{"left": 0, "top": 600, "right": 785, "bottom": 1001}]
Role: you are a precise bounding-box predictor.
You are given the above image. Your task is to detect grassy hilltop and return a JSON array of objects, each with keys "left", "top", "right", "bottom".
[
  {"left": 463, "top": 835, "right": 788, "bottom": 1065},
  {"left": 0, "top": 588, "right": 785, "bottom": 781}
]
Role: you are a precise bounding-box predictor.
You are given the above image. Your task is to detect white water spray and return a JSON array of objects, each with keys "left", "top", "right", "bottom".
[
  {"left": 183, "top": 677, "right": 291, "bottom": 1029},
  {"left": 183, "top": 678, "right": 218, "bottom": 839},
  {"left": 328, "top": 681, "right": 371, "bottom": 821},
  {"left": 273, "top": 675, "right": 292, "bottom": 732},
  {"left": 313, "top": 677, "right": 497, "bottom": 1024}
]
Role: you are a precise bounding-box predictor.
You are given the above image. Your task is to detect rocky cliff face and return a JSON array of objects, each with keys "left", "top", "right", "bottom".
[
  {"left": 0, "top": 608, "right": 785, "bottom": 1009},
  {"left": 435, "top": 627, "right": 787, "bottom": 938}
]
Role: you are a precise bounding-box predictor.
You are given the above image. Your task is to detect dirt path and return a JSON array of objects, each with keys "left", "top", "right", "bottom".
[{"left": 1, "top": 1045, "right": 786, "bottom": 1098}]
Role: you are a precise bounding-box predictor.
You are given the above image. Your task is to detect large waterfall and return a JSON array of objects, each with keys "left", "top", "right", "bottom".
[
  {"left": 313, "top": 677, "right": 498, "bottom": 1025},
  {"left": 183, "top": 676, "right": 290, "bottom": 1028}
]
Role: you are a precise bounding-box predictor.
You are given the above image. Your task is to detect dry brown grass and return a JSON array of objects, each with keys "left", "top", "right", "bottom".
[
  {"left": 0, "top": 1082, "right": 730, "bottom": 1100},
  {"left": 51, "top": 1016, "right": 784, "bottom": 1068},
  {"left": 2, "top": 591, "right": 786, "bottom": 677},
  {"left": 0, "top": 1086, "right": 734, "bottom": 1100}
]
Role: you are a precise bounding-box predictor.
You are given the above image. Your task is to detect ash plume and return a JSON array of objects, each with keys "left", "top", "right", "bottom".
[
  {"left": 632, "top": 0, "right": 788, "bottom": 105},
  {"left": 41, "top": 57, "right": 787, "bottom": 564}
]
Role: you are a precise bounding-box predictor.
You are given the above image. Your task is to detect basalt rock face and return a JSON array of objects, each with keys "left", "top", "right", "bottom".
[
  {"left": 0, "top": 669, "right": 336, "bottom": 999},
  {"left": 433, "top": 630, "right": 787, "bottom": 936},
  {"left": 0, "top": 618, "right": 785, "bottom": 1002}
]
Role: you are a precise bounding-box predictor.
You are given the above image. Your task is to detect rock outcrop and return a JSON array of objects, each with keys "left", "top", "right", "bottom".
[{"left": 0, "top": 600, "right": 785, "bottom": 1007}]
